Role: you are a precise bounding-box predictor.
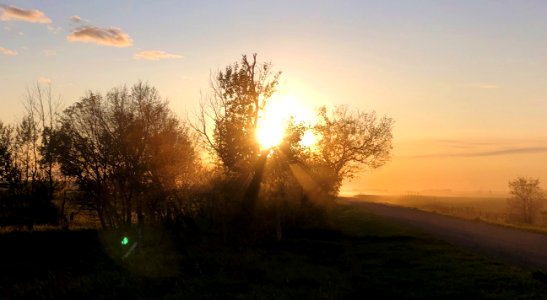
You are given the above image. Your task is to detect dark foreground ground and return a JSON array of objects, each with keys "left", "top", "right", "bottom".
[{"left": 1, "top": 203, "right": 547, "bottom": 299}]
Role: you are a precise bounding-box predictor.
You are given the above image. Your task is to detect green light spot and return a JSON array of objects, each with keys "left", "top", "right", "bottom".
[{"left": 121, "top": 236, "right": 129, "bottom": 246}]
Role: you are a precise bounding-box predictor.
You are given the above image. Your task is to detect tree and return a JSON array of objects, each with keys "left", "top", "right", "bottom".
[
  {"left": 311, "top": 106, "right": 394, "bottom": 196},
  {"left": 0, "top": 121, "right": 15, "bottom": 185},
  {"left": 507, "top": 177, "right": 545, "bottom": 224},
  {"left": 193, "top": 54, "right": 395, "bottom": 237},
  {"left": 14, "top": 83, "right": 61, "bottom": 198},
  {"left": 54, "top": 82, "right": 197, "bottom": 229},
  {"left": 194, "top": 53, "right": 281, "bottom": 174},
  {"left": 193, "top": 54, "right": 282, "bottom": 226},
  {"left": 0, "top": 84, "right": 62, "bottom": 229}
]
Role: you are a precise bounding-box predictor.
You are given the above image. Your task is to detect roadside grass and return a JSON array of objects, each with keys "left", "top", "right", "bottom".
[{"left": 1, "top": 203, "right": 547, "bottom": 299}]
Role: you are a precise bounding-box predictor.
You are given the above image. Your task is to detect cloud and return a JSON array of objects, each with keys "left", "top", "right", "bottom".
[
  {"left": 70, "top": 15, "right": 82, "bottom": 23},
  {"left": 47, "top": 25, "right": 63, "bottom": 34},
  {"left": 133, "top": 50, "right": 183, "bottom": 61},
  {"left": 402, "top": 138, "right": 547, "bottom": 159},
  {"left": 408, "top": 147, "right": 547, "bottom": 159},
  {"left": 0, "top": 46, "right": 17, "bottom": 56},
  {"left": 38, "top": 77, "right": 52, "bottom": 84},
  {"left": 0, "top": 5, "right": 51, "bottom": 24},
  {"left": 67, "top": 26, "right": 132, "bottom": 47}
]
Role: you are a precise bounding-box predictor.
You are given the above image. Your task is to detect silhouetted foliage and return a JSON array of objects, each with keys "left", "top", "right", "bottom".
[
  {"left": 0, "top": 121, "right": 16, "bottom": 185},
  {"left": 1, "top": 54, "right": 394, "bottom": 241},
  {"left": 191, "top": 54, "right": 394, "bottom": 240},
  {"left": 0, "top": 84, "right": 62, "bottom": 228},
  {"left": 193, "top": 54, "right": 283, "bottom": 232},
  {"left": 507, "top": 177, "right": 545, "bottom": 224},
  {"left": 53, "top": 82, "right": 198, "bottom": 229},
  {"left": 195, "top": 53, "right": 281, "bottom": 174},
  {"left": 311, "top": 106, "right": 394, "bottom": 195}
]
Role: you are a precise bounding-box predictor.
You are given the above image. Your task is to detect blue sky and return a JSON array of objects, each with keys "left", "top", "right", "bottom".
[{"left": 2, "top": 1, "right": 547, "bottom": 194}]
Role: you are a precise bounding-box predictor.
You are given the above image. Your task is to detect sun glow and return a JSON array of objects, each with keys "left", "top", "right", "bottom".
[
  {"left": 256, "top": 116, "right": 285, "bottom": 150},
  {"left": 300, "top": 130, "right": 317, "bottom": 148},
  {"left": 256, "top": 94, "right": 317, "bottom": 150}
]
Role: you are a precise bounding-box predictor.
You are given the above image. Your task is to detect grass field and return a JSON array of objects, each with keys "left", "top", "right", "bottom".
[
  {"left": 1, "top": 203, "right": 546, "bottom": 299},
  {"left": 354, "top": 193, "right": 508, "bottom": 216}
]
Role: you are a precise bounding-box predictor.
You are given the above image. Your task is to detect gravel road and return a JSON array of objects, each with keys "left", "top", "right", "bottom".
[{"left": 351, "top": 200, "right": 547, "bottom": 269}]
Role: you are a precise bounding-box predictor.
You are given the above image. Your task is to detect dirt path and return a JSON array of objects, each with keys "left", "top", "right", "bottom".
[{"left": 350, "top": 200, "right": 547, "bottom": 269}]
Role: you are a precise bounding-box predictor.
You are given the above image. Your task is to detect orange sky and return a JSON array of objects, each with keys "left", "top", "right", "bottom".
[{"left": 3, "top": 1, "right": 547, "bottom": 196}]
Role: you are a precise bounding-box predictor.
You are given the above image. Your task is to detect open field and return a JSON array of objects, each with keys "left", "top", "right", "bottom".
[
  {"left": 354, "top": 193, "right": 509, "bottom": 219},
  {"left": 1, "top": 203, "right": 547, "bottom": 299}
]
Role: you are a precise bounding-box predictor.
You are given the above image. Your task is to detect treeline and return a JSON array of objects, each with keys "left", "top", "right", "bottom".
[{"left": 0, "top": 54, "right": 393, "bottom": 239}]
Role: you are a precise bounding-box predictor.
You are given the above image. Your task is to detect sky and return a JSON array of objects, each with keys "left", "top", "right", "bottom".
[{"left": 2, "top": 0, "right": 547, "bottom": 196}]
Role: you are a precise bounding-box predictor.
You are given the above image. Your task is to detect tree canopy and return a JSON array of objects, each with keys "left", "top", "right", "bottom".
[
  {"left": 0, "top": 54, "right": 395, "bottom": 235},
  {"left": 54, "top": 82, "right": 197, "bottom": 229},
  {"left": 195, "top": 53, "right": 281, "bottom": 174}
]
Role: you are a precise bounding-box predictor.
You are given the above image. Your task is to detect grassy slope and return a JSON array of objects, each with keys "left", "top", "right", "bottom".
[{"left": 1, "top": 203, "right": 546, "bottom": 299}]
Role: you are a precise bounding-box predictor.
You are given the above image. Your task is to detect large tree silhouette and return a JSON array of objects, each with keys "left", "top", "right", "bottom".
[
  {"left": 54, "top": 82, "right": 196, "bottom": 229},
  {"left": 195, "top": 53, "right": 281, "bottom": 174},
  {"left": 194, "top": 54, "right": 394, "bottom": 235},
  {"left": 311, "top": 106, "right": 394, "bottom": 195},
  {"left": 194, "top": 54, "right": 281, "bottom": 224}
]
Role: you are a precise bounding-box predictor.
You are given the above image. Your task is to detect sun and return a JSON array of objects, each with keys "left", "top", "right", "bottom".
[
  {"left": 256, "top": 94, "right": 317, "bottom": 150},
  {"left": 256, "top": 97, "right": 287, "bottom": 150},
  {"left": 300, "top": 130, "right": 317, "bottom": 148},
  {"left": 256, "top": 118, "right": 285, "bottom": 150}
]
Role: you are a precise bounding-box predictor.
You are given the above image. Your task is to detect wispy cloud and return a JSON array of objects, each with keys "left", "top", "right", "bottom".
[
  {"left": 0, "top": 5, "right": 51, "bottom": 24},
  {"left": 38, "top": 77, "right": 52, "bottom": 84},
  {"left": 0, "top": 46, "right": 17, "bottom": 56},
  {"left": 401, "top": 138, "right": 547, "bottom": 159},
  {"left": 47, "top": 25, "right": 63, "bottom": 34},
  {"left": 67, "top": 26, "right": 132, "bottom": 47},
  {"left": 134, "top": 50, "right": 183, "bottom": 61},
  {"left": 420, "top": 139, "right": 506, "bottom": 149},
  {"left": 408, "top": 147, "right": 547, "bottom": 159}
]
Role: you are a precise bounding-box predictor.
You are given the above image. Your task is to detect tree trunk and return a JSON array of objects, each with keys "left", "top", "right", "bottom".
[
  {"left": 242, "top": 151, "right": 268, "bottom": 224},
  {"left": 276, "top": 201, "right": 283, "bottom": 242}
]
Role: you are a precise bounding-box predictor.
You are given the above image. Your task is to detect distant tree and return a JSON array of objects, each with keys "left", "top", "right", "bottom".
[
  {"left": 311, "top": 106, "right": 394, "bottom": 196},
  {"left": 0, "top": 84, "right": 62, "bottom": 228},
  {"left": 507, "top": 177, "right": 545, "bottom": 224},
  {"left": 54, "top": 82, "right": 197, "bottom": 229},
  {"left": 0, "top": 121, "right": 16, "bottom": 185},
  {"left": 15, "top": 84, "right": 61, "bottom": 198}
]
